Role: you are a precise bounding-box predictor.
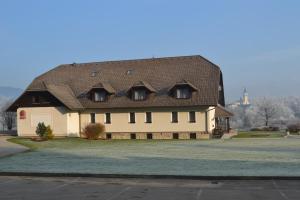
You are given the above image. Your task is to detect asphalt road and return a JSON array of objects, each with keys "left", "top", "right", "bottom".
[{"left": 0, "top": 176, "right": 299, "bottom": 200}]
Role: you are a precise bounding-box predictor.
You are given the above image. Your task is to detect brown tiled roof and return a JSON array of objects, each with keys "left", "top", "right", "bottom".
[
  {"left": 168, "top": 79, "right": 199, "bottom": 92},
  {"left": 215, "top": 105, "right": 234, "bottom": 117},
  {"left": 129, "top": 81, "right": 157, "bottom": 93},
  {"left": 15, "top": 55, "right": 223, "bottom": 110},
  {"left": 90, "top": 82, "right": 116, "bottom": 94},
  {"left": 46, "top": 84, "right": 84, "bottom": 110}
]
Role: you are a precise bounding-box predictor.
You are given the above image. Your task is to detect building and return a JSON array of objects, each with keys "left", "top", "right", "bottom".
[
  {"left": 227, "top": 88, "right": 251, "bottom": 109},
  {"left": 7, "top": 55, "right": 233, "bottom": 139}
]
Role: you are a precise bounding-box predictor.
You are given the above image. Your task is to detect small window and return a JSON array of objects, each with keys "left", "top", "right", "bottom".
[
  {"left": 175, "top": 88, "right": 191, "bottom": 99},
  {"left": 190, "top": 133, "right": 197, "bottom": 139},
  {"left": 129, "top": 112, "right": 135, "bottom": 123},
  {"left": 132, "top": 89, "right": 147, "bottom": 101},
  {"left": 171, "top": 112, "right": 178, "bottom": 123},
  {"left": 20, "top": 110, "right": 26, "bottom": 119},
  {"left": 145, "top": 112, "right": 152, "bottom": 123},
  {"left": 94, "top": 91, "right": 106, "bottom": 102},
  {"left": 173, "top": 133, "right": 179, "bottom": 139},
  {"left": 32, "top": 96, "right": 40, "bottom": 104},
  {"left": 189, "top": 111, "right": 196, "bottom": 123},
  {"left": 105, "top": 113, "right": 111, "bottom": 124},
  {"left": 130, "top": 133, "right": 136, "bottom": 139},
  {"left": 106, "top": 133, "right": 112, "bottom": 139},
  {"left": 90, "top": 113, "right": 96, "bottom": 124},
  {"left": 147, "top": 133, "right": 153, "bottom": 139}
]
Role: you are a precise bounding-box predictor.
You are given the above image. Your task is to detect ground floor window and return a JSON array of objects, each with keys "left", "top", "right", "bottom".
[
  {"left": 147, "top": 133, "right": 153, "bottom": 139},
  {"left": 106, "top": 133, "right": 112, "bottom": 139},
  {"left": 90, "top": 113, "right": 96, "bottom": 123},
  {"left": 173, "top": 133, "right": 179, "bottom": 139},
  {"left": 190, "top": 133, "right": 197, "bottom": 139},
  {"left": 130, "top": 133, "right": 136, "bottom": 139}
]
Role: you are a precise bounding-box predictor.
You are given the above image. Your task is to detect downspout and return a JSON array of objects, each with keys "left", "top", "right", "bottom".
[{"left": 78, "top": 111, "right": 82, "bottom": 138}]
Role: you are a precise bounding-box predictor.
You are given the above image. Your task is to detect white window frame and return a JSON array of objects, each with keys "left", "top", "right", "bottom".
[
  {"left": 145, "top": 112, "right": 152, "bottom": 123},
  {"left": 188, "top": 111, "right": 196, "bottom": 123},
  {"left": 104, "top": 113, "right": 111, "bottom": 124},
  {"left": 128, "top": 112, "right": 135, "bottom": 123}
]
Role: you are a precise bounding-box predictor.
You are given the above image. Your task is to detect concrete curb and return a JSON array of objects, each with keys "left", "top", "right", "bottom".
[{"left": 0, "top": 172, "right": 300, "bottom": 180}]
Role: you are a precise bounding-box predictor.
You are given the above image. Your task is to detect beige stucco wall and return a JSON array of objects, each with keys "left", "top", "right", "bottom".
[
  {"left": 80, "top": 107, "right": 216, "bottom": 134},
  {"left": 17, "top": 107, "right": 70, "bottom": 137},
  {"left": 17, "top": 106, "right": 216, "bottom": 139},
  {"left": 67, "top": 112, "right": 80, "bottom": 137}
]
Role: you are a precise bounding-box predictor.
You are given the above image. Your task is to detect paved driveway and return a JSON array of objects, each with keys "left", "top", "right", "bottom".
[
  {"left": 0, "top": 136, "right": 28, "bottom": 157},
  {"left": 0, "top": 176, "right": 299, "bottom": 200}
]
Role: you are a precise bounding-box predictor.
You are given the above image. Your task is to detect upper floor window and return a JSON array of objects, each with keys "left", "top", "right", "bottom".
[
  {"left": 32, "top": 96, "right": 40, "bottom": 104},
  {"left": 105, "top": 113, "right": 111, "bottom": 124},
  {"left": 175, "top": 87, "right": 191, "bottom": 99},
  {"left": 171, "top": 112, "right": 178, "bottom": 123},
  {"left": 132, "top": 89, "right": 147, "bottom": 101},
  {"left": 189, "top": 111, "right": 196, "bottom": 123},
  {"left": 145, "top": 112, "right": 152, "bottom": 123},
  {"left": 94, "top": 91, "right": 106, "bottom": 102},
  {"left": 129, "top": 112, "right": 135, "bottom": 123},
  {"left": 90, "top": 113, "right": 96, "bottom": 124}
]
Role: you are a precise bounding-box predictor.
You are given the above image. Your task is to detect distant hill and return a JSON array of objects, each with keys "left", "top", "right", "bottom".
[{"left": 0, "top": 86, "right": 23, "bottom": 99}]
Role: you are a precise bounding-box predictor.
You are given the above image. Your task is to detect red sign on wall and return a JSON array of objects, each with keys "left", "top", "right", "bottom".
[{"left": 20, "top": 110, "right": 26, "bottom": 119}]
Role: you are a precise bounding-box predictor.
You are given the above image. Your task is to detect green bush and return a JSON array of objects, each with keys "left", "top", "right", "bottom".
[
  {"left": 35, "top": 123, "right": 54, "bottom": 140},
  {"left": 36, "top": 122, "right": 47, "bottom": 138},
  {"left": 45, "top": 125, "right": 54, "bottom": 140},
  {"left": 83, "top": 123, "right": 105, "bottom": 140}
]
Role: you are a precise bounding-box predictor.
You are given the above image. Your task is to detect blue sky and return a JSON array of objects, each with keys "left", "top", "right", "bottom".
[{"left": 0, "top": 0, "right": 299, "bottom": 101}]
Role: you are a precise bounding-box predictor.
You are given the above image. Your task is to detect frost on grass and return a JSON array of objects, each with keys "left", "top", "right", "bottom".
[{"left": 0, "top": 138, "right": 300, "bottom": 176}]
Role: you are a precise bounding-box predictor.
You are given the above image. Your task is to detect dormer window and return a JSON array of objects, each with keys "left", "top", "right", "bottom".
[
  {"left": 88, "top": 82, "right": 116, "bottom": 103},
  {"left": 175, "top": 87, "right": 191, "bottom": 99},
  {"left": 132, "top": 89, "right": 147, "bottom": 101},
  {"left": 128, "top": 81, "right": 156, "bottom": 101},
  {"left": 169, "top": 80, "right": 198, "bottom": 100},
  {"left": 94, "top": 91, "right": 106, "bottom": 102}
]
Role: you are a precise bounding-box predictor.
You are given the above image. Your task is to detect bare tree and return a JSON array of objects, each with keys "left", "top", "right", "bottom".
[
  {"left": 0, "top": 100, "right": 16, "bottom": 130},
  {"left": 255, "top": 98, "right": 278, "bottom": 127}
]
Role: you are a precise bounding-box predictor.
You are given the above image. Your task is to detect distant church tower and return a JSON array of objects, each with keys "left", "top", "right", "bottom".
[{"left": 240, "top": 88, "right": 250, "bottom": 106}]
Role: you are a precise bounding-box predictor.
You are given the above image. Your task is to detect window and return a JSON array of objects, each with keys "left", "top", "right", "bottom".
[
  {"left": 189, "top": 111, "right": 196, "bottom": 123},
  {"left": 171, "top": 112, "right": 178, "bottom": 123},
  {"left": 94, "top": 91, "right": 106, "bottom": 102},
  {"left": 105, "top": 113, "right": 111, "bottom": 124},
  {"left": 190, "top": 133, "right": 197, "bottom": 139},
  {"left": 19, "top": 110, "right": 26, "bottom": 120},
  {"left": 147, "top": 133, "right": 153, "bottom": 139},
  {"left": 175, "top": 88, "right": 191, "bottom": 99},
  {"left": 173, "top": 133, "right": 179, "bottom": 139},
  {"left": 145, "top": 112, "right": 152, "bottom": 123},
  {"left": 132, "top": 89, "right": 147, "bottom": 101},
  {"left": 32, "top": 96, "right": 40, "bottom": 104},
  {"left": 90, "top": 113, "right": 96, "bottom": 123},
  {"left": 130, "top": 133, "right": 136, "bottom": 139},
  {"left": 106, "top": 133, "right": 112, "bottom": 139},
  {"left": 129, "top": 112, "right": 135, "bottom": 123}
]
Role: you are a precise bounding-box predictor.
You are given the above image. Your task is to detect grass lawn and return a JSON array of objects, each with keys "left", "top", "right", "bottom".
[
  {"left": 1, "top": 137, "right": 300, "bottom": 176},
  {"left": 233, "top": 131, "right": 286, "bottom": 138}
]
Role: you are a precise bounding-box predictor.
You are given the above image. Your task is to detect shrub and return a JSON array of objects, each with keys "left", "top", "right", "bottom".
[
  {"left": 250, "top": 126, "right": 279, "bottom": 132},
  {"left": 83, "top": 123, "right": 105, "bottom": 140},
  {"left": 36, "top": 122, "right": 47, "bottom": 138},
  {"left": 287, "top": 124, "right": 300, "bottom": 133},
  {"left": 35, "top": 123, "right": 54, "bottom": 140},
  {"left": 45, "top": 125, "right": 54, "bottom": 140}
]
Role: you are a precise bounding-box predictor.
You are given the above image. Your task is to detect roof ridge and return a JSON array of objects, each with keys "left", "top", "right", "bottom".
[{"left": 61, "top": 55, "right": 203, "bottom": 66}]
